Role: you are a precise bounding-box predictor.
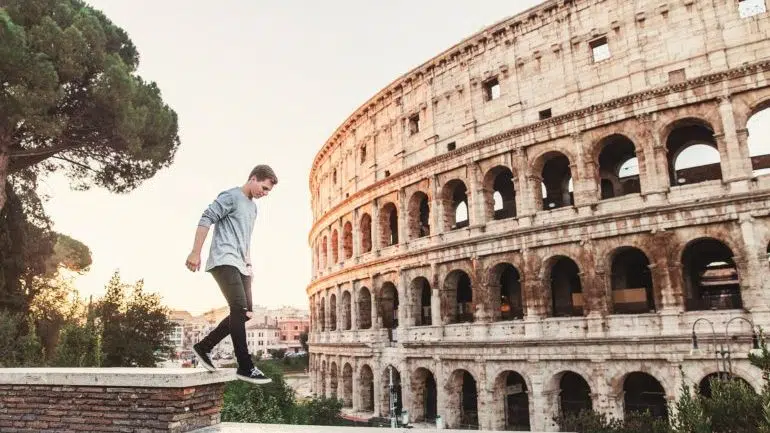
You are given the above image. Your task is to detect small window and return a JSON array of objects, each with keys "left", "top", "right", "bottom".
[
  {"left": 332, "top": 169, "right": 337, "bottom": 184},
  {"left": 408, "top": 114, "right": 420, "bottom": 135},
  {"left": 483, "top": 78, "right": 501, "bottom": 101},
  {"left": 668, "top": 68, "right": 686, "bottom": 84},
  {"left": 360, "top": 144, "right": 367, "bottom": 163},
  {"left": 739, "top": 0, "right": 767, "bottom": 18},
  {"left": 539, "top": 108, "right": 552, "bottom": 120},
  {"left": 384, "top": 170, "right": 391, "bottom": 177},
  {"left": 590, "top": 37, "right": 611, "bottom": 62},
  {"left": 447, "top": 142, "right": 456, "bottom": 151}
]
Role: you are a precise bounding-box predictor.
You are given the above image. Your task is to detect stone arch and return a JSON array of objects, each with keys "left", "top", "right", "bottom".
[
  {"left": 492, "top": 370, "right": 531, "bottom": 431},
  {"left": 663, "top": 117, "right": 722, "bottom": 186},
  {"left": 542, "top": 255, "right": 583, "bottom": 317},
  {"left": 357, "top": 286, "right": 372, "bottom": 329},
  {"left": 607, "top": 246, "right": 656, "bottom": 314},
  {"left": 318, "top": 296, "right": 326, "bottom": 332},
  {"left": 342, "top": 362, "right": 353, "bottom": 407},
  {"left": 545, "top": 370, "right": 594, "bottom": 419},
  {"left": 410, "top": 276, "right": 433, "bottom": 326},
  {"left": 380, "top": 202, "right": 399, "bottom": 246},
  {"left": 331, "top": 229, "right": 339, "bottom": 264},
  {"left": 322, "top": 235, "right": 328, "bottom": 268},
  {"left": 360, "top": 213, "right": 372, "bottom": 253},
  {"left": 441, "top": 179, "right": 470, "bottom": 230},
  {"left": 442, "top": 269, "right": 474, "bottom": 324},
  {"left": 746, "top": 98, "right": 770, "bottom": 177},
  {"left": 595, "top": 134, "right": 642, "bottom": 199},
  {"left": 698, "top": 372, "right": 755, "bottom": 398},
  {"left": 320, "top": 360, "right": 328, "bottom": 397},
  {"left": 407, "top": 190, "right": 431, "bottom": 239},
  {"left": 359, "top": 364, "right": 375, "bottom": 412},
  {"left": 380, "top": 365, "right": 403, "bottom": 417},
  {"left": 328, "top": 293, "right": 337, "bottom": 331},
  {"left": 680, "top": 237, "right": 743, "bottom": 311},
  {"left": 621, "top": 371, "right": 668, "bottom": 420},
  {"left": 411, "top": 367, "right": 438, "bottom": 423},
  {"left": 342, "top": 221, "right": 353, "bottom": 259},
  {"left": 483, "top": 165, "right": 516, "bottom": 221},
  {"left": 341, "top": 290, "right": 352, "bottom": 330},
  {"left": 378, "top": 281, "right": 399, "bottom": 329},
  {"left": 444, "top": 369, "right": 479, "bottom": 429},
  {"left": 532, "top": 150, "right": 574, "bottom": 210},
  {"left": 488, "top": 262, "right": 524, "bottom": 321}
]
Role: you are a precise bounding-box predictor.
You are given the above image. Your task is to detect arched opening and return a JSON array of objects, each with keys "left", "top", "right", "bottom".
[
  {"left": 319, "top": 299, "right": 326, "bottom": 332},
  {"left": 380, "top": 203, "right": 399, "bottom": 246},
  {"left": 342, "top": 222, "right": 353, "bottom": 259},
  {"left": 408, "top": 191, "right": 431, "bottom": 239},
  {"left": 610, "top": 248, "right": 655, "bottom": 314},
  {"left": 342, "top": 363, "right": 353, "bottom": 407},
  {"left": 598, "top": 134, "right": 641, "bottom": 199},
  {"left": 494, "top": 371, "right": 530, "bottom": 431},
  {"left": 410, "top": 277, "right": 432, "bottom": 326},
  {"left": 699, "top": 373, "right": 753, "bottom": 398},
  {"left": 666, "top": 119, "right": 722, "bottom": 186},
  {"left": 484, "top": 166, "right": 516, "bottom": 220},
  {"left": 446, "top": 370, "right": 479, "bottom": 429},
  {"left": 489, "top": 263, "right": 524, "bottom": 321},
  {"left": 341, "top": 291, "right": 352, "bottom": 331},
  {"left": 329, "top": 362, "right": 339, "bottom": 399},
  {"left": 322, "top": 236, "right": 328, "bottom": 268},
  {"left": 442, "top": 179, "right": 469, "bottom": 230},
  {"left": 623, "top": 372, "right": 668, "bottom": 420},
  {"left": 549, "top": 257, "right": 583, "bottom": 317},
  {"left": 559, "top": 372, "right": 593, "bottom": 418},
  {"left": 380, "top": 366, "right": 402, "bottom": 418},
  {"left": 359, "top": 365, "right": 375, "bottom": 412},
  {"left": 748, "top": 106, "right": 770, "bottom": 176},
  {"left": 411, "top": 367, "right": 438, "bottom": 423},
  {"left": 329, "top": 294, "right": 337, "bottom": 331},
  {"left": 358, "top": 287, "right": 372, "bottom": 330},
  {"left": 682, "top": 238, "right": 742, "bottom": 311},
  {"left": 360, "top": 213, "right": 372, "bottom": 253},
  {"left": 379, "top": 282, "right": 399, "bottom": 329},
  {"left": 442, "top": 270, "right": 474, "bottom": 324},
  {"left": 331, "top": 230, "right": 339, "bottom": 264},
  {"left": 540, "top": 152, "right": 573, "bottom": 209}
]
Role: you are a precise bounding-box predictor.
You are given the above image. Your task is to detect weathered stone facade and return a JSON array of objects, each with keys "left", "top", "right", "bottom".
[{"left": 307, "top": 0, "right": 770, "bottom": 431}]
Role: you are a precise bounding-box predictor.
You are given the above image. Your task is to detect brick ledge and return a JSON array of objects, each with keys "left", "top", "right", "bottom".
[{"left": 0, "top": 367, "right": 234, "bottom": 388}]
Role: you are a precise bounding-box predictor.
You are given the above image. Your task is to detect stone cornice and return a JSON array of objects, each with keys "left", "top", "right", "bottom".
[{"left": 308, "top": 60, "right": 770, "bottom": 243}]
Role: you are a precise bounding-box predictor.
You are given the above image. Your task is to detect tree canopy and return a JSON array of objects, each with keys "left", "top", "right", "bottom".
[{"left": 0, "top": 0, "right": 180, "bottom": 209}]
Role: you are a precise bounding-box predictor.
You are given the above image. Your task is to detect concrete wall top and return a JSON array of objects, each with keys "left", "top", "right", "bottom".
[
  {"left": 0, "top": 367, "right": 234, "bottom": 388},
  {"left": 195, "top": 422, "right": 561, "bottom": 433}
]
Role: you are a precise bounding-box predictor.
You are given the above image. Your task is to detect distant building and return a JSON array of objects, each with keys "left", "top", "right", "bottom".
[{"left": 278, "top": 317, "right": 309, "bottom": 353}]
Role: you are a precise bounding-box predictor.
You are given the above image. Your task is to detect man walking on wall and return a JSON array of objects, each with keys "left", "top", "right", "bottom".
[{"left": 185, "top": 165, "right": 278, "bottom": 384}]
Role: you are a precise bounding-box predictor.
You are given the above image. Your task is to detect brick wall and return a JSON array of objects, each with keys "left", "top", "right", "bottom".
[
  {"left": 0, "top": 368, "right": 232, "bottom": 433},
  {"left": 0, "top": 383, "right": 224, "bottom": 433}
]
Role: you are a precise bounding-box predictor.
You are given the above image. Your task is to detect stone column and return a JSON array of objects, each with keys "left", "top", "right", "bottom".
[
  {"left": 372, "top": 360, "right": 382, "bottom": 417},
  {"left": 431, "top": 175, "right": 445, "bottom": 236},
  {"left": 472, "top": 257, "right": 492, "bottom": 323},
  {"left": 717, "top": 95, "right": 753, "bottom": 184},
  {"left": 352, "top": 209, "right": 361, "bottom": 259},
  {"left": 370, "top": 276, "right": 380, "bottom": 330},
  {"left": 399, "top": 270, "right": 412, "bottom": 327},
  {"left": 352, "top": 361, "right": 361, "bottom": 411},
  {"left": 738, "top": 213, "right": 769, "bottom": 312},
  {"left": 372, "top": 198, "right": 381, "bottom": 253},
  {"left": 469, "top": 162, "right": 486, "bottom": 227},
  {"left": 351, "top": 283, "right": 359, "bottom": 331},
  {"left": 513, "top": 149, "right": 535, "bottom": 221},
  {"left": 398, "top": 188, "right": 408, "bottom": 245},
  {"left": 636, "top": 113, "right": 670, "bottom": 195},
  {"left": 572, "top": 132, "right": 599, "bottom": 210},
  {"left": 431, "top": 264, "right": 443, "bottom": 325}
]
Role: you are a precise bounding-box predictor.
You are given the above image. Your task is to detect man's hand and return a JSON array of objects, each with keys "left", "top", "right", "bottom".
[
  {"left": 185, "top": 251, "right": 201, "bottom": 272},
  {"left": 245, "top": 311, "right": 254, "bottom": 321}
]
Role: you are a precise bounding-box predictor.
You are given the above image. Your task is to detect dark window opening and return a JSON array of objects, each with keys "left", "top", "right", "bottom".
[
  {"left": 539, "top": 108, "right": 552, "bottom": 120},
  {"left": 611, "top": 248, "right": 655, "bottom": 314},
  {"left": 541, "top": 153, "right": 573, "bottom": 209},
  {"left": 590, "top": 36, "right": 610, "bottom": 62},
  {"left": 598, "top": 134, "right": 641, "bottom": 199},
  {"left": 550, "top": 257, "right": 583, "bottom": 317},
  {"left": 667, "top": 119, "right": 721, "bottom": 186},
  {"left": 484, "top": 78, "right": 501, "bottom": 101},
  {"left": 447, "top": 142, "right": 457, "bottom": 151},
  {"left": 408, "top": 114, "right": 420, "bottom": 135},
  {"left": 623, "top": 373, "right": 668, "bottom": 420},
  {"left": 559, "top": 372, "right": 593, "bottom": 418},
  {"left": 682, "top": 238, "right": 742, "bottom": 311}
]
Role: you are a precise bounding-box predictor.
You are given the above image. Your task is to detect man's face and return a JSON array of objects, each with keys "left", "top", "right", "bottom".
[{"left": 250, "top": 178, "right": 275, "bottom": 199}]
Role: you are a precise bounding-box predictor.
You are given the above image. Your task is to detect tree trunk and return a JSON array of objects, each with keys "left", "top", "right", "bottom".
[{"left": 0, "top": 150, "right": 8, "bottom": 212}]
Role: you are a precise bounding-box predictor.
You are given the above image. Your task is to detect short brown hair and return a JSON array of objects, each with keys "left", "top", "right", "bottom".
[{"left": 249, "top": 165, "right": 278, "bottom": 184}]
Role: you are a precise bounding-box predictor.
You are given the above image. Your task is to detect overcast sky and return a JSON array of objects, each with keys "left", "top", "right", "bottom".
[{"left": 38, "top": 1, "right": 769, "bottom": 315}]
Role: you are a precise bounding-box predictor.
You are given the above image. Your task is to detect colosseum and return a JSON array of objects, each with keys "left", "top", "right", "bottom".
[{"left": 306, "top": 0, "right": 770, "bottom": 430}]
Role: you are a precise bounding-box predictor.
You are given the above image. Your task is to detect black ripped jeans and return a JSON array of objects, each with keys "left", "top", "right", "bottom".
[{"left": 197, "top": 265, "right": 254, "bottom": 372}]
